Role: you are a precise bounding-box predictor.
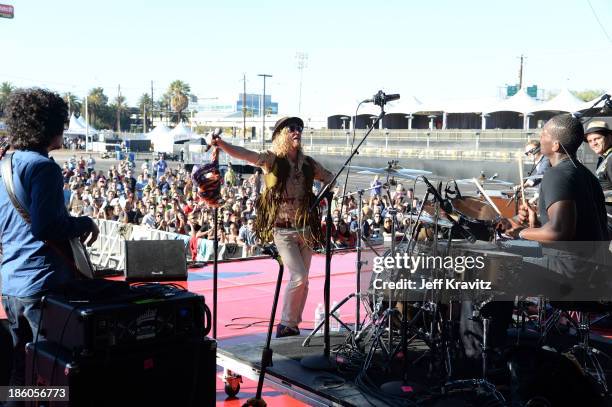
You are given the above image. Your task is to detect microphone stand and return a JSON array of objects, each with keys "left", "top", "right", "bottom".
[
  {"left": 243, "top": 245, "right": 283, "bottom": 407},
  {"left": 213, "top": 207, "right": 219, "bottom": 339},
  {"left": 301, "top": 105, "right": 387, "bottom": 371}
]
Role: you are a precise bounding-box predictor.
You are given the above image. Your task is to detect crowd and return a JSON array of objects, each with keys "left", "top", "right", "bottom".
[
  {"left": 62, "top": 153, "right": 262, "bottom": 259},
  {"left": 61, "top": 152, "right": 428, "bottom": 258}
]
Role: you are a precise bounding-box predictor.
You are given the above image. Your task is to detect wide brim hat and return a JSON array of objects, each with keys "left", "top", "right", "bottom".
[
  {"left": 585, "top": 120, "right": 612, "bottom": 139},
  {"left": 272, "top": 116, "right": 303, "bottom": 140}
]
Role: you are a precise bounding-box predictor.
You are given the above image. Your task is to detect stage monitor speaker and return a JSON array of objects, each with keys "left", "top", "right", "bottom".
[{"left": 125, "top": 240, "right": 187, "bottom": 281}]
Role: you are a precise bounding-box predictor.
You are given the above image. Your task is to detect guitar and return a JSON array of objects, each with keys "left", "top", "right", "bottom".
[{"left": 1, "top": 147, "right": 95, "bottom": 279}]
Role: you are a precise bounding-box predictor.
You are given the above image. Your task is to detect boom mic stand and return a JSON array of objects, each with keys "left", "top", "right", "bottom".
[{"left": 301, "top": 99, "right": 388, "bottom": 371}]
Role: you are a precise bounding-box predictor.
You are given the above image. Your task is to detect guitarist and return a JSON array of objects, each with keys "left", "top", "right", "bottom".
[{"left": 0, "top": 89, "right": 99, "bottom": 388}]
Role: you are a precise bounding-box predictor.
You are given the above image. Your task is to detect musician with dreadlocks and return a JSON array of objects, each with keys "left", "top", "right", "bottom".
[{"left": 206, "top": 117, "right": 333, "bottom": 337}]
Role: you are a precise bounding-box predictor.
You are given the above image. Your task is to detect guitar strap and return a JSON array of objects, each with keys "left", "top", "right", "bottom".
[{"left": 0, "top": 153, "right": 81, "bottom": 276}]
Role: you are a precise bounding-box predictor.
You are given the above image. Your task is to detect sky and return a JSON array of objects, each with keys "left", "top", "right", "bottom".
[{"left": 1, "top": 0, "right": 612, "bottom": 119}]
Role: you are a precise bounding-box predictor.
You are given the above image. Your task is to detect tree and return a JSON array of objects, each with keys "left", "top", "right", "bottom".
[
  {"left": 0, "top": 82, "right": 14, "bottom": 117},
  {"left": 83, "top": 87, "right": 109, "bottom": 129},
  {"left": 572, "top": 89, "right": 605, "bottom": 102},
  {"left": 166, "top": 80, "right": 191, "bottom": 124},
  {"left": 138, "top": 93, "right": 153, "bottom": 131},
  {"left": 62, "top": 92, "right": 82, "bottom": 118},
  {"left": 111, "top": 95, "right": 127, "bottom": 132}
]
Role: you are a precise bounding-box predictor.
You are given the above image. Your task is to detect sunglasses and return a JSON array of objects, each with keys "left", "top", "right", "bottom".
[{"left": 287, "top": 124, "right": 303, "bottom": 133}]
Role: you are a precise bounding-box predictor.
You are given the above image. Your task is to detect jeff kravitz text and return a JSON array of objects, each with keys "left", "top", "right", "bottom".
[{"left": 371, "top": 253, "right": 492, "bottom": 291}]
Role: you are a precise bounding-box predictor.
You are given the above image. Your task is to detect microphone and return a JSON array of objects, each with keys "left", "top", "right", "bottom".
[
  {"left": 203, "top": 128, "right": 223, "bottom": 152},
  {"left": 362, "top": 91, "right": 400, "bottom": 106},
  {"left": 421, "top": 176, "right": 445, "bottom": 205},
  {"left": 524, "top": 146, "right": 540, "bottom": 156},
  {"left": 422, "top": 176, "right": 476, "bottom": 243},
  {"left": 601, "top": 97, "right": 612, "bottom": 115}
]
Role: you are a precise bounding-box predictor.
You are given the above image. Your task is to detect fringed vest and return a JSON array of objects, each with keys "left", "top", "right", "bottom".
[{"left": 254, "top": 155, "right": 323, "bottom": 246}]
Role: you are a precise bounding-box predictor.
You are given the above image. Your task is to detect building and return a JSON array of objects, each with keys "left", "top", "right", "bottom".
[{"left": 236, "top": 93, "right": 278, "bottom": 116}]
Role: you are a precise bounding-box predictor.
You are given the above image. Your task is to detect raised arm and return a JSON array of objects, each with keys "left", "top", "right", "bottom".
[{"left": 214, "top": 138, "right": 260, "bottom": 165}]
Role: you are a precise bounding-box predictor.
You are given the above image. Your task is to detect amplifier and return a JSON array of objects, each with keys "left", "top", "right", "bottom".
[
  {"left": 124, "top": 240, "right": 188, "bottom": 282},
  {"left": 40, "top": 286, "right": 209, "bottom": 355},
  {"left": 26, "top": 337, "right": 217, "bottom": 407}
]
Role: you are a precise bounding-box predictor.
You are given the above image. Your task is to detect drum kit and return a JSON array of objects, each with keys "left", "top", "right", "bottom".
[{"left": 329, "top": 166, "right": 612, "bottom": 405}]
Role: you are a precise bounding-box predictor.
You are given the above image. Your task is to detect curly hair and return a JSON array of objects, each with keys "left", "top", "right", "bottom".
[
  {"left": 5, "top": 88, "right": 68, "bottom": 150},
  {"left": 271, "top": 127, "right": 301, "bottom": 157}
]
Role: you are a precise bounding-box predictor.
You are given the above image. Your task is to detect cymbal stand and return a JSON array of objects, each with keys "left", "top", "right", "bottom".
[
  {"left": 541, "top": 309, "right": 610, "bottom": 394},
  {"left": 574, "top": 312, "right": 609, "bottom": 393}
]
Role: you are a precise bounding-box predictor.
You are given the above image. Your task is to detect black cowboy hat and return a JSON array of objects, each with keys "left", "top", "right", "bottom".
[{"left": 272, "top": 116, "right": 303, "bottom": 140}]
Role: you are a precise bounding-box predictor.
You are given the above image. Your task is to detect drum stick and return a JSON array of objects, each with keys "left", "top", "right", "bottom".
[
  {"left": 518, "top": 155, "right": 527, "bottom": 207},
  {"left": 471, "top": 178, "right": 503, "bottom": 216}
]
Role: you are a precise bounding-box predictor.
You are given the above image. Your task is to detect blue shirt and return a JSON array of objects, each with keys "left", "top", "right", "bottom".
[
  {"left": 0, "top": 150, "right": 93, "bottom": 297},
  {"left": 154, "top": 159, "right": 167, "bottom": 176}
]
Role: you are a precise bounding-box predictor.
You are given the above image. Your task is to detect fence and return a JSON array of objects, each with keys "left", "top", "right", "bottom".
[{"left": 89, "top": 219, "right": 251, "bottom": 270}]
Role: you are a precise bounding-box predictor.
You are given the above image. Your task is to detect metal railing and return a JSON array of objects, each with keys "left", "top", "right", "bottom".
[{"left": 88, "top": 219, "right": 252, "bottom": 270}]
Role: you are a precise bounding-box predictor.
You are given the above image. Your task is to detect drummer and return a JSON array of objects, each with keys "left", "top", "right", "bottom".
[
  {"left": 499, "top": 114, "right": 608, "bottom": 242},
  {"left": 584, "top": 120, "right": 612, "bottom": 233}
]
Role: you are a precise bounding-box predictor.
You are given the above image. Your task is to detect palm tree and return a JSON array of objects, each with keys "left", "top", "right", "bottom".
[
  {"left": 0, "top": 82, "right": 15, "bottom": 117},
  {"left": 167, "top": 80, "right": 191, "bottom": 124},
  {"left": 83, "top": 87, "right": 108, "bottom": 128},
  {"left": 112, "top": 95, "right": 127, "bottom": 132},
  {"left": 138, "top": 93, "right": 153, "bottom": 132},
  {"left": 62, "top": 92, "right": 82, "bottom": 118}
]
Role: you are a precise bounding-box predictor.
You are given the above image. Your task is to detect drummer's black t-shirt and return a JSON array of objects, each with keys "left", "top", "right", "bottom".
[{"left": 538, "top": 158, "right": 608, "bottom": 241}]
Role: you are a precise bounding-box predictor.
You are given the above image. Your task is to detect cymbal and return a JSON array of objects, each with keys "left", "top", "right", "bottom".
[
  {"left": 405, "top": 213, "right": 454, "bottom": 228},
  {"left": 350, "top": 164, "right": 432, "bottom": 177}
]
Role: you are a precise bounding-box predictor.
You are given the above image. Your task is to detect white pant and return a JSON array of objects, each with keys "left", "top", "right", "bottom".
[{"left": 273, "top": 228, "right": 313, "bottom": 328}]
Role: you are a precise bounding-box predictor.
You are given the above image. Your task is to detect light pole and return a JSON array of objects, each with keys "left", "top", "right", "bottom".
[
  {"left": 296, "top": 52, "right": 308, "bottom": 114},
  {"left": 258, "top": 73, "right": 272, "bottom": 150}
]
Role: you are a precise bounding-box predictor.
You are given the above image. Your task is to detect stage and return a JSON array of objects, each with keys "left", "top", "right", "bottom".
[{"left": 3, "top": 248, "right": 612, "bottom": 406}]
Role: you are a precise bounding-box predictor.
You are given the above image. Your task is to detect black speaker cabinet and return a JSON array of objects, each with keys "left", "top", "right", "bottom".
[
  {"left": 26, "top": 337, "right": 216, "bottom": 407},
  {"left": 124, "top": 240, "right": 187, "bottom": 281}
]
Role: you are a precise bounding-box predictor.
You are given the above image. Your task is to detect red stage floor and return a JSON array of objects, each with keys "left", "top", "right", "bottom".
[{"left": 193, "top": 251, "right": 368, "bottom": 406}]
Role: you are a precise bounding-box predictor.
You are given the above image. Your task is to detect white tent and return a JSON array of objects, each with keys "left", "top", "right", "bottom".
[
  {"left": 439, "top": 96, "right": 502, "bottom": 114},
  {"left": 65, "top": 114, "right": 98, "bottom": 136},
  {"left": 487, "top": 88, "right": 542, "bottom": 114},
  {"left": 386, "top": 96, "right": 423, "bottom": 114},
  {"left": 533, "top": 88, "right": 585, "bottom": 113},
  {"left": 169, "top": 122, "right": 195, "bottom": 142},
  {"left": 147, "top": 124, "right": 173, "bottom": 153}
]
